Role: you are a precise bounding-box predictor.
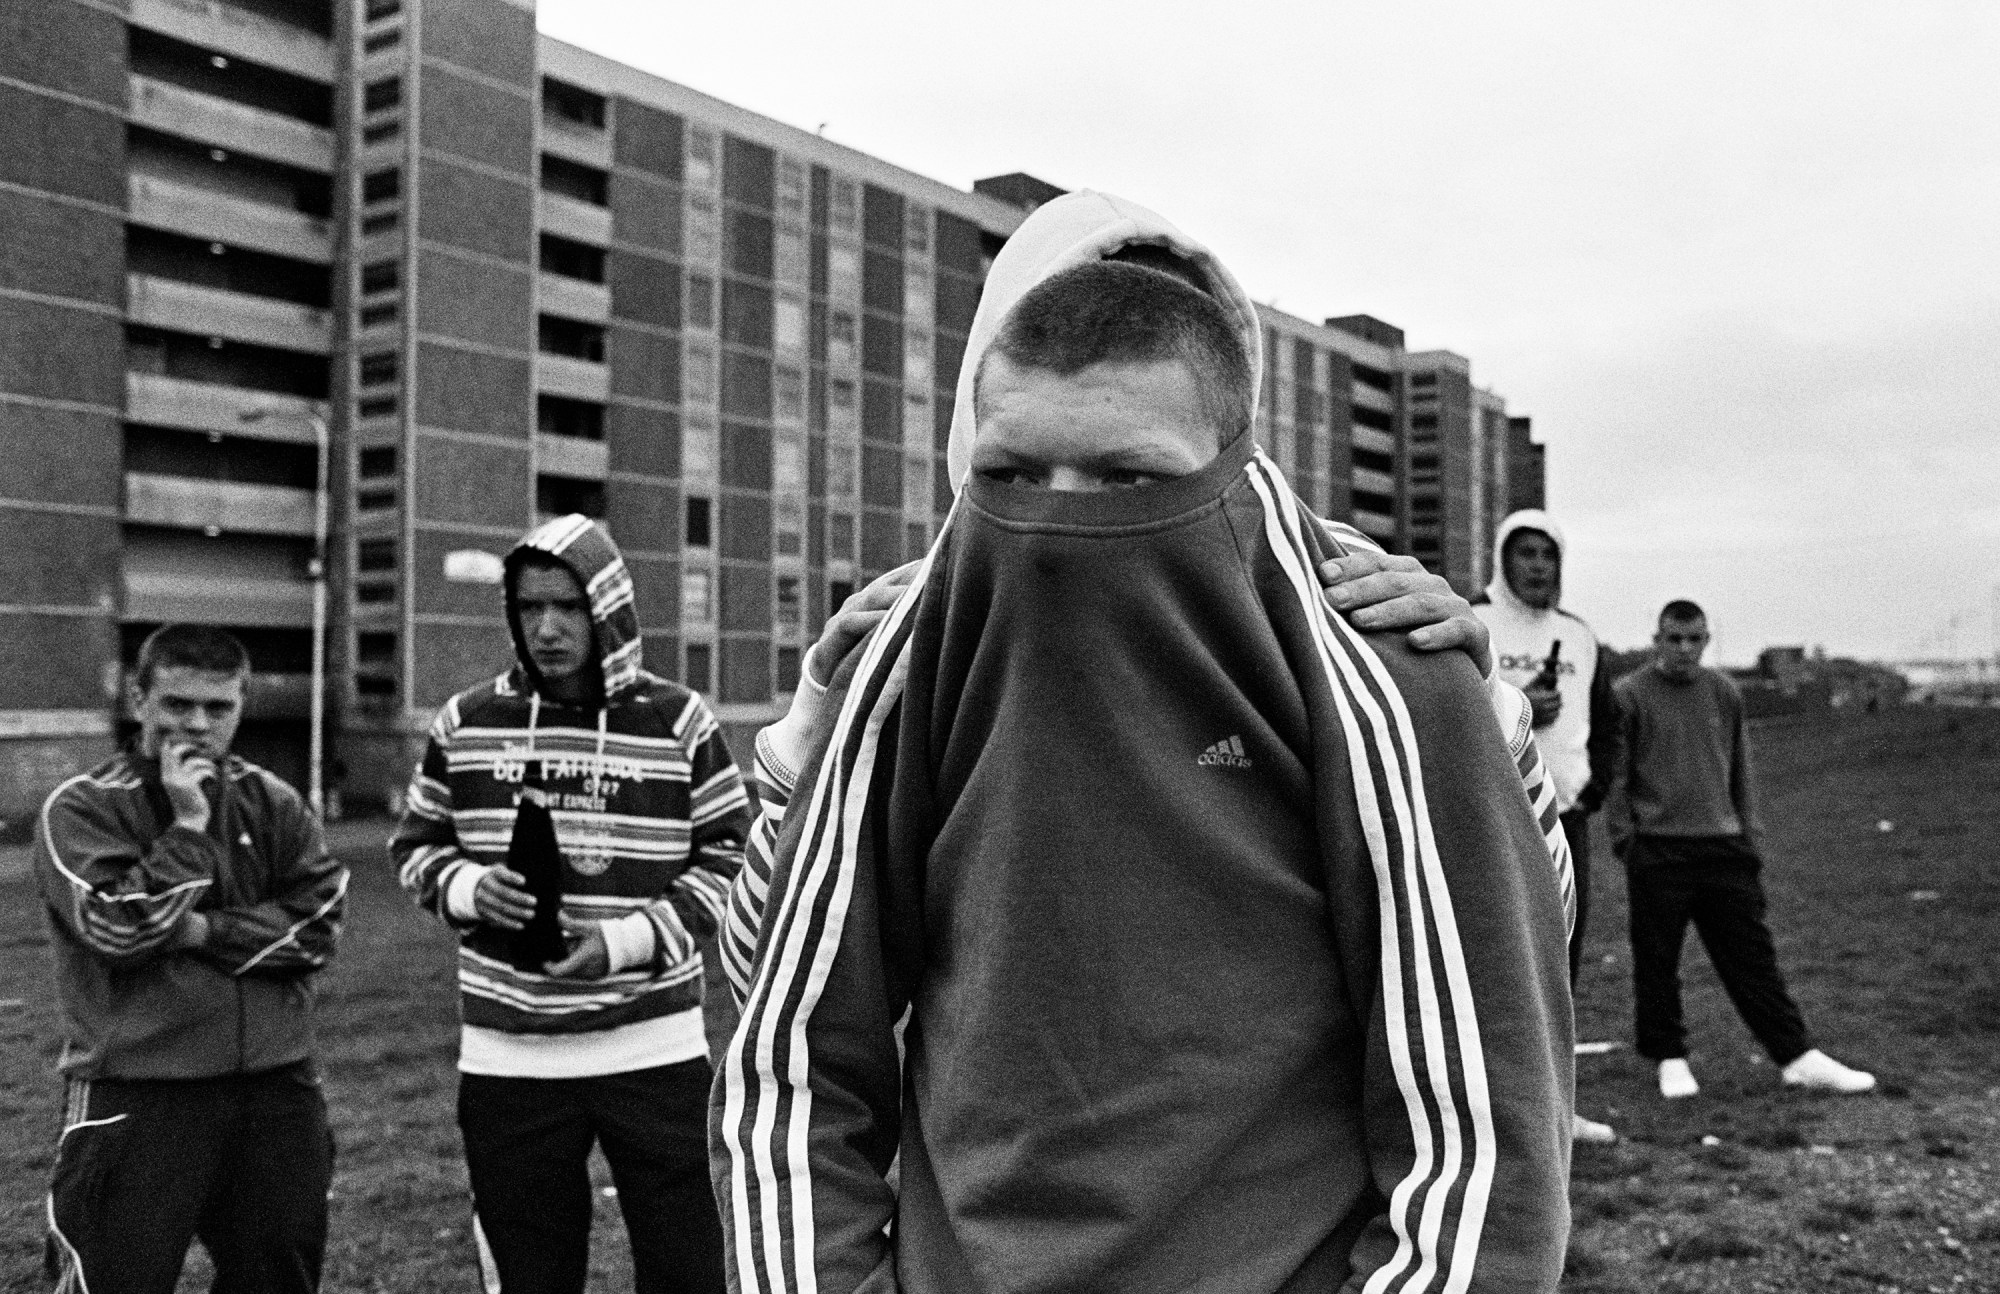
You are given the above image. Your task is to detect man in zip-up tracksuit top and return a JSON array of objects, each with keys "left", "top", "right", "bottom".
[
  {"left": 392, "top": 514, "right": 748, "bottom": 1293},
  {"left": 1472, "top": 509, "right": 1622, "bottom": 1144},
  {"left": 715, "top": 193, "right": 1573, "bottom": 1294},
  {"left": 37, "top": 624, "right": 348, "bottom": 1294}
]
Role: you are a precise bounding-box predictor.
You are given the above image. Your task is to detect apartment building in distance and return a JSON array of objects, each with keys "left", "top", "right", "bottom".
[{"left": 0, "top": 0, "right": 1544, "bottom": 828}]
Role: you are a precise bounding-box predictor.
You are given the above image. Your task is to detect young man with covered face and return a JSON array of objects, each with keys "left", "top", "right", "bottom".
[
  {"left": 36, "top": 624, "right": 347, "bottom": 1293},
  {"left": 1614, "top": 600, "right": 1874, "bottom": 1101},
  {"left": 1473, "top": 510, "right": 1622, "bottom": 1145},
  {"left": 391, "top": 515, "right": 749, "bottom": 1293},
  {"left": 714, "top": 192, "right": 1573, "bottom": 1293}
]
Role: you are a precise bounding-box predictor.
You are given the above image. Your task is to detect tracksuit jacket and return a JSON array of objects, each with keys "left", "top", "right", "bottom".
[
  {"left": 391, "top": 513, "right": 749, "bottom": 1077},
  {"left": 713, "top": 191, "right": 1575, "bottom": 1294},
  {"left": 35, "top": 751, "right": 347, "bottom": 1080}
]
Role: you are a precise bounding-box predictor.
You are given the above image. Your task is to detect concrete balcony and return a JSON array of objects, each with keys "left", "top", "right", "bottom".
[
  {"left": 535, "top": 433, "right": 609, "bottom": 481},
  {"left": 128, "top": 74, "right": 336, "bottom": 172},
  {"left": 126, "top": 372, "right": 326, "bottom": 441},
  {"left": 125, "top": 472, "right": 318, "bottom": 537},
  {"left": 536, "top": 191, "right": 611, "bottom": 245},
  {"left": 125, "top": 567, "right": 312, "bottom": 627},
  {"left": 127, "top": 273, "right": 332, "bottom": 354},
  {"left": 1351, "top": 424, "right": 1397, "bottom": 457},
  {"left": 1350, "top": 381, "right": 1396, "bottom": 416},
  {"left": 536, "top": 353, "right": 610, "bottom": 402},
  {"left": 128, "top": 172, "right": 332, "bottom": 263},
  {"left": 540, "top": 120, "right": 613, "bottom": 170},
  {"left": 538, "top": 272, "right": 610, "bottom": 323},
  {"left": 128, "top": 0, "right": 336, "bottom": 83},
  {"left": 1352, "top": 467, "right": 1398, "bottom": 498},
  {"left": 1352, "top": 509, "right": 1397, "bottom": 540}
]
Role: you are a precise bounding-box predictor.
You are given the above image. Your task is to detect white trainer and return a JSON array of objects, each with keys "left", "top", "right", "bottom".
[
  {"left": 1658, "top": 1058, "right": 1700, "bottom": 1099},
  {"left": 1781, "top": 1049, "right": 1876, "bottom": 1094},
  {"left": 1572, "top": 1113, "right": 1618, "bottom": 1144}
]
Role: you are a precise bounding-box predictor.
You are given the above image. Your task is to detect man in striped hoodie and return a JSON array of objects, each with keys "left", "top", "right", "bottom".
[
  {"left": 714, "top": 193, "right": 1573, "bottom": 1293},
  {"left": 392, "top": 514, "right": 748, "bottom": 1294}
]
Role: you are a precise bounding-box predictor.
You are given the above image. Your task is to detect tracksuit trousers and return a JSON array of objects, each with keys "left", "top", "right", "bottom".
[
  {"left": 45, "top": 1061, "right": 333, "bottom": 1294},
  {"left": 1559, "top": 809, "right": 1594, "bottom": 986},
  {"left": 1623, "top": 834, "right": 1811, "bottom": 1065},
  {"left": 458, "top": 1057, "right": 723, "bottom": 1294}
]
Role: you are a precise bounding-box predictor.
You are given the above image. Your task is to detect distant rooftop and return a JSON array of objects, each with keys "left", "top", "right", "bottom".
[
  {"left": 974, "top": 172, "right": 1070, "bottom": 212},
  {"left": 1324, "top": 315, "right": 1406, "bottom": 349}
]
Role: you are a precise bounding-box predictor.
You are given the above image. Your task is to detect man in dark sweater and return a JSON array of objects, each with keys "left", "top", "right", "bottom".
[
  {"left": 715, "top": 191, "right": 1573, "bottom": 1293},
  {"left": 1613, "top": 600, "right": 1874, "bottom": 1099}
]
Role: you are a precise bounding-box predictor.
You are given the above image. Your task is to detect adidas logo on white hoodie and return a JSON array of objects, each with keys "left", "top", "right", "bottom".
[{"left": 1198, "top": 735, "right": 1253, "bottom": 769}]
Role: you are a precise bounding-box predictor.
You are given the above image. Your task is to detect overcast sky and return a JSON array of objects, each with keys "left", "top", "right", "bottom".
[{"left": 541, "top": 0, "right": 2000, "bottom": 662}]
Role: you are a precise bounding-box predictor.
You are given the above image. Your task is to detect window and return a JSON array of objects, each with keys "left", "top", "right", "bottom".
[
  {"left": 360, "top": 211, "right": 398, "bottom": 236},
  {"left": 774, "top": 298, "right": 807, "bottom": 353},
  {"left": 358, "top": 351, "right": 398, "bottom": 386},
  {"left": 827, "top": 511, "right": 854, "bottom": 560},
  {"left": 357, "top": 537, "right": 396, "bottom": 572},
  {"left": 361, "top": 260, "right": 398, "bottom": 295},
  {"left": 359, "top": 446, "right": 397, "bottom": 478},
  {"left": 541, "top": 78, "right": 606, "bottom": 130},
  {"left": 537, "top": 395, "right": 604, "bottom": 439},
  {"left": 826, "top": 441, "right": 856, "bottom": 498},
  {"left": 905, "top": 522, "right": 929, "bottom": 561},
  {"left": 685, "top": 193, "right": 719, "bottom": 262},
  {"left": 903, "top": 455, "right": 930, "bottom": 516},
  {"left": 830, "top": 377, "right": 856, "bottom": 408},
  {"left": 362, "top": 28, "right": 402, "bottom": 53},
  {"left": 365, "top": 0, "right": 402, "bottom": 20},
  {"left": 775, "top": 576, "right": 802, "bottom": 631},
  {"left": 358, "top": 486, "right": 396, "bottom": 512},
  {"left": 685, "top": 128, "right": 717, "bottom": 188},
  {"left": 684, "top": 496, "right": 712, "bottom": 548},
  {"left": 682, "top": 418, "right": 716, "bottom": 476},
  {"left": 904, "top": 205, "right": 930, "bottom": 254},
  {"left": 829, "top": 179, "right": 858, "bottom": 233},
  {"left": 357, "top": 395, "right": 397, "bottom": 418},
  {"left": 361, "top": 120, "right": 400, "bottom": 145},
  {"left": 777, "top": 158, "right": 807, "bottom": 219},
  {"left": 539, "top": 234, "right": 604, "bottom": 283},
  {"left": 538, "top": 316, "right": 605, "bottom": 362},
  {"left": 828, "top": 580, "right": 854, "bottom": 617},
  {"left": 357, "top": 631, "right": 396, "bottom": 663},
  {"left": 775, "top": 226, "right": 808, "bottom": 287},
  {"left": 363, "top": 77, "right": 401, "bottom": 113},
  {"left": 686, "top": 275, "right": 714, "bottom": 330},
  {"left": 1409, "top": 372, "right": 1437, "bottom": 388},
  {"left": 827, "top": 244, "right": 860, "bottom": 300},
  {"left": 903, "top": 264, "right": 930, "bottom": 319},
  {"left": 775, "top": 367, "right": 805, "bottom": 421},
  {"left": 682, "top": 569, "right": 713, "bottom": 621},
  {"left": 362, "top": 168, "right": 400, "bottom": 204},
  {"left": 904, "top": 392, "right": 930, "bottom": 449},
  {"left": 683, "top": 345, "right": 716, "bottom": 405},
  {"left": 773, "top": 431, "right": 804, "bottom": 496},
  {"left": 684, "top": 642, "right": 713, "bottom": 692},
  {"left": 904, "top": 331, "right": 931, "bottom": 387},
  {"left": 359, "top": 302, "right": 397, "bottom": 328},
  {"left": 357, "top": 583, "right": 396, "bottom": 604},
  {"left": 541, "top": 155, "right": 607, "bottom": 206},
  {"left": 536, "top": 475, "right": 605, "bottom": 519},
  {"left": 776, "top": 646, "right": 802, "bottom": 689}
]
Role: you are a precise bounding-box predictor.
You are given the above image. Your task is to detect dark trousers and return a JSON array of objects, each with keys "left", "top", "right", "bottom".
[
  {"left": 45, "top": 1062, "right": 333, "bottom": 1294},
  {"left": 458, "top": 1057, "right": 723, "bottom": 1294},
  {"left": 1623, "top": 835, "right": 1812, "bottom": 1065},
  {"left": 1560, "top": 809, "right": 1594, "bottom": 987}
]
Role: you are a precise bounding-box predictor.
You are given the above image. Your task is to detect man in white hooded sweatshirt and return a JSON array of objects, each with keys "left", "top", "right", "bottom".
[{"left": 1474, "top": 510, "right": 1621, "bottom": 1145}]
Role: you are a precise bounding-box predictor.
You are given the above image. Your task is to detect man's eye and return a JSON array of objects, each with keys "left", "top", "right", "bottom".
[
  {"left": 1102, "top": 471, "right": 1162, "bottom": 489},
  {"left": 977, "top": 467, "right": 1037, "bottom": 485}
]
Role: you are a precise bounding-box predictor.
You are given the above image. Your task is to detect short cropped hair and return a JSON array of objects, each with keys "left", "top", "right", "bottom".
[
  {"left": 134, "top": 624, "right": 250, "bottom": 693},
  {"left": 1659, "top": 599, "right": 1707, "bottom": 625},
  {"left": 978, "top": 261, "right": 1253, "bottom": 440}
]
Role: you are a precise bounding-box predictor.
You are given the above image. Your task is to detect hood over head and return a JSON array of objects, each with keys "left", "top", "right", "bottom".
[
  {"left": 1486, "top": 508, "right": 1566, "bottom": 613},
  {"left": 504, "top": 513, "right": 643, "bottom": 700},
  {"left": 946, "top": 190, "right": 1264, "bottom": 491}
]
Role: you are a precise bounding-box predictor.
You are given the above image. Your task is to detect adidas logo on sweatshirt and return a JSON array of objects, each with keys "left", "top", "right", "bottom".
[{"left": 1198, "top": 735, "right": 1253, "bottom": 769}]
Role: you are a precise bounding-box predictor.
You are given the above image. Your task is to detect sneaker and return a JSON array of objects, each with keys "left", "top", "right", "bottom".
[
  {"left": 1781, "top": 1049, "right": 1876, "bottom": 1094},
  {"left": 1572, "top": 1113, "right": 1618, "bottom": 1144},
  {"left": 1659, "top": 1058, "right": 1700, "bottom": 1099}
]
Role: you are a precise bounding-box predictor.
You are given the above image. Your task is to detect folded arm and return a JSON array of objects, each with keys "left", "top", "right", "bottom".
[
  {"left": 35, "top": 780, "right": 218, "bottom": 968},
  {"left": 200, "top": 788, "right": 347, "bottom": 976}
]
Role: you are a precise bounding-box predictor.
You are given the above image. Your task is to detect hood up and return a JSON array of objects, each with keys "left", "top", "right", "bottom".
[
  {"left": 504, "top": 513, "right": 643, "bottom": 700},
  {"left": 1485, "top": 507, "right": 1567, "bottom": 614},
  {"left": 945, "top": 190, "right": 1265, "bottom": 491}
]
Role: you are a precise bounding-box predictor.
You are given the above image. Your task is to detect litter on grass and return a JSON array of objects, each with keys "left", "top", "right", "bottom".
[
  {"left": 1909, "top": 890, "right": 1942, "bottom": 902},
  {"left": 1575, "top": 1040, "right": 1622, "bottom": 1056}
]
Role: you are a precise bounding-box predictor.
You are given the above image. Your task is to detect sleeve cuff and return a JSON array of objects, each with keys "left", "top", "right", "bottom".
[
  {"left": 757, "top": 679, "right": 824, "bottom": 792},
  {"left": 444, "top": 862, "right": 492, "bottom": 923},
  {"left": 601, "top": 911, "right": 660, "bottom": 974}
]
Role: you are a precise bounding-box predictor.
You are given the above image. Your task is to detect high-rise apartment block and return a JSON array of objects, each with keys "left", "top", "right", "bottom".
[{"left": 0, "top": 0, "right": 1544, "bottom": 829}]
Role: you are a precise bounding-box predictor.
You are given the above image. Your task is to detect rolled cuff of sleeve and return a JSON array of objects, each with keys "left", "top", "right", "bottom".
[
  {"left": 757, "top": 670, "right": 826, "bottom": 791},
  {"left": 601, "top": 911, "right": 660, "bottom": 974},
  {"left": 444, "top": 862, "right": 492, "bottom": 923}
]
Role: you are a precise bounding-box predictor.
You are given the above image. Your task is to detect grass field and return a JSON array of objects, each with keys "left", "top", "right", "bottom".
[{"left": 2, "top": 706, "right": 1996, "bottom": 1291}]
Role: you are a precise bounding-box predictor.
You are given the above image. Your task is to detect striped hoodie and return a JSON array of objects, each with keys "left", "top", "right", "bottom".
[
  {"left": 714, "top": 192, "right": 1574, "bottom": 1293},
  {"left": 35, "top": 752, "right": 347, "bottom": 1080},
  {"left": 391, "top": 514, "right": 749, "bottom": 1078}
]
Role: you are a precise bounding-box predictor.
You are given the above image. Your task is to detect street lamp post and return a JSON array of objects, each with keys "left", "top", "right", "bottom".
[{"left": 241, "top": 408, "right": 329, "bottom": 826}]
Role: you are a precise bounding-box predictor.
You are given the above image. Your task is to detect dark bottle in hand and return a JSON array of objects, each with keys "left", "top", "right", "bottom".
[
  {"left": 501, "top": 779, "right": 568, "bottom": 972},
  {"left": 1529, "top": 640, "right": 1563, "bottom": 694}
]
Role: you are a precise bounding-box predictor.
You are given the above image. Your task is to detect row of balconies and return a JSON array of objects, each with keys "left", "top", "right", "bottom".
[
  {"left": 128, "top": 0, "right": 335, "bottom": 84},
  {"left": 130, "top": 72, "right": 335, "bottom": 173},
  {"left": 128, "top": 272, "right": 331, "bottom": 352}
]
